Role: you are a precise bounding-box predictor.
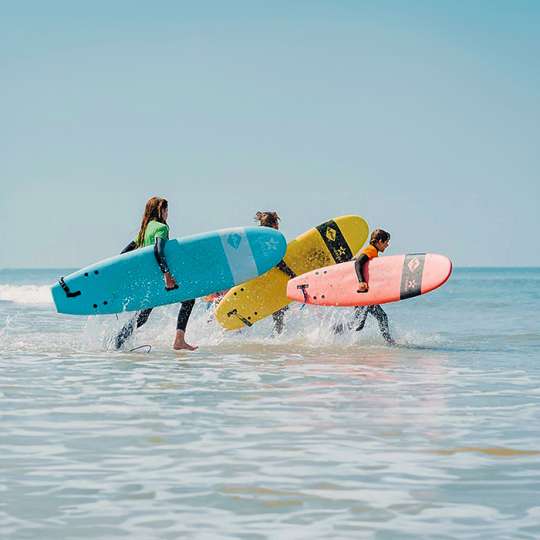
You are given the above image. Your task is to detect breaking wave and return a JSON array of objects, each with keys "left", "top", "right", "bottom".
[{"left": 0, "top": 284, "right": 53, "bottom": 305}]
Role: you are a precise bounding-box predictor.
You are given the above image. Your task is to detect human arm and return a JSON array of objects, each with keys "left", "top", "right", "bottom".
[
  {"left": 354, "top": 253, "right": 369, "bottom": 292},
  {"left": 154, "top": 237, "right": 178, "bottom": 290}
]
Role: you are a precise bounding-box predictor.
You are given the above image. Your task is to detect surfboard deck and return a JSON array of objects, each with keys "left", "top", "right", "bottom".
[
  {"left": 286, "top": 253, "right": 452, "bottom": 306},
  {"left": 215, "top": 216, "right": 369, "bottom": 330},
  {"left": 52, "top": 227, "right": 286, "bottom": 315}
]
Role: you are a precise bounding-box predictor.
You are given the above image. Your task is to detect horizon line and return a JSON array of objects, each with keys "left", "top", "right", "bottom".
[{"left": 1, "top": 266, "right": 540, "bottom": 271}]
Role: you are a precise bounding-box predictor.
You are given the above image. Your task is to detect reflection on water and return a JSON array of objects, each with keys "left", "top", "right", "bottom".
[
  {"left": 7, "top": 342, "right": 538, "bottom": 539},
  {"left": 430, "top": 447, "right": 540, "bottom": 457}
]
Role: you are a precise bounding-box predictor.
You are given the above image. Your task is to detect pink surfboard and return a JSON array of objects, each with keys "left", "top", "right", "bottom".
[{"left": 286, "top": 253, "right": 452, "bottom": 307}]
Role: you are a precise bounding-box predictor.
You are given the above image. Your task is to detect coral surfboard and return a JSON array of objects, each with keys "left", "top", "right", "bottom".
[
  {"left": 52, "top": 227, "right": 286, "bottom": 315},
  {"left": 287, "top": 253, "right": 452, "bottom": 307}
]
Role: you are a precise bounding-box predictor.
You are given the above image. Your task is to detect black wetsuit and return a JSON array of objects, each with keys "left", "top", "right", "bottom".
[
  {"left": 114, "top": 238, "right": 195, "bottom": 349},
  {"left": 351, "top": 305, "right": 393, "bottom": 343},
  {"left": 272, "top": 306, "right": 288, "bottom": 335},
  {"left": 272, "top": 260, "right": 296, "bottom": 335},
  {"left": 355, "top": 251, "right": 393, "bottom": 343},
  {"left": 335, "top": 251, "right": 394, "bottom": 344}
]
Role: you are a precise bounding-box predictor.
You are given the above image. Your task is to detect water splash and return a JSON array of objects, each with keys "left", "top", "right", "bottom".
[{"left": 0, "top": 290, "right": 447, "bottom": 355}]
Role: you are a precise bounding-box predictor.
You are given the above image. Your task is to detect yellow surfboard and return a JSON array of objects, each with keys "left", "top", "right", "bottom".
[{"left": 215, "top": 215, "right": 369, "bottom": 330}]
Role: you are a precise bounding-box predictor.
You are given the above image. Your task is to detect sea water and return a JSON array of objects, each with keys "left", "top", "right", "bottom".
[{"left": 1, "top": 268, "right": 539, "bottom": 539}]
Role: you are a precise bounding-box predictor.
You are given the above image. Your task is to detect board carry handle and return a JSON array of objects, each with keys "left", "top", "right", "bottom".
[
  {"left": 58, "top": 277, "right": 81, "bottom": 298},
  {"left": 297, "top": 283, "right": 309, "bottom": 303},
  {"left": 227, "top": 309, "right": 253, "bottom": 327},
  {"left": 276, "top": 260, "right": 297, "bottom": 279}
]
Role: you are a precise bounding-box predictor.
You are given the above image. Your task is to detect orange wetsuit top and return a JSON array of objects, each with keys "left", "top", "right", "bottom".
[
  {"left": 360, "top": 244, "right": 378, "bottom": 260},
  {"left": 355, "top": 244, "right": 378, "bottom": 282}
]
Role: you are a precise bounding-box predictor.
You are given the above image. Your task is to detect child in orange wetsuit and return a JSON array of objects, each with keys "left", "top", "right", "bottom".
[
  {"left": 335, "top": 228, "right": 395, "bottom": 345},
  {"left": 353, "top": 228, "right": 395, "bottom": 344}
]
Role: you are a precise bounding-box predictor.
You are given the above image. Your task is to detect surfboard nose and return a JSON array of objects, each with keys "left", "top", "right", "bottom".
[
  {"left": 51, "top": 281, "right": 67, "bottom": 314},
  {"left": 422, "top": 254, "right": 453, "bottom": 293},
  {"left": 51, "top": 277, "right": 83, "bottom": 314}
]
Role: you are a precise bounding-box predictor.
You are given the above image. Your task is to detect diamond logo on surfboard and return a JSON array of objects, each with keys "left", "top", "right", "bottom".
[
  {"left": 325, "top": 227, "right": 336, "bottom": 242},
  {"left": 227, "top": 233, "right": 242, "bottom": 249},
  {"left": 408, "top": 257, "right": 420, "bottom": 272}
]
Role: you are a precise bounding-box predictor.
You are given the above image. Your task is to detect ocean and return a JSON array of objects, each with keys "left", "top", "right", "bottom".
[{"left": 1, "top": 267, "right": 539, "bottom": 539}]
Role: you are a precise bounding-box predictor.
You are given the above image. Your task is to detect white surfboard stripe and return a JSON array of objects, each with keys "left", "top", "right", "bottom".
[{"left": 219, "top": 228, "right": 258, "bottom": 284}]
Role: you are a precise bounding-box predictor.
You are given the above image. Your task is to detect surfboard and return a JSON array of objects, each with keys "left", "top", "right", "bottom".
[
  {"left": 215, "top": 216, "right": 369, "bottom": 330},
  {"left": 51, "top": 227, "right": 286, "bottom": 315},
  {"left": 286, "top": 253, "right": 452, "bottom": 306}
]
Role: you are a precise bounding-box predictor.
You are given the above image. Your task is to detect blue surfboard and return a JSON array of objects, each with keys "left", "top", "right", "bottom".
[{"left": 51, "top": 227, "right": 286, "bottom": 315}]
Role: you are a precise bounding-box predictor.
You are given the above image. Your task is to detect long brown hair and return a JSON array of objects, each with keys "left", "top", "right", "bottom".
[
  {"left": 136, "top": 197, "right": 168, "bottom": 247},
  {"left": 255, "top": 211, "right": 280, "bottom": 229}
]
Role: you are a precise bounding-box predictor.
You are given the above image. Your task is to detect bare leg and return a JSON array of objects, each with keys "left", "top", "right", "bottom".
[{"left": 173, "top": 300, "right": 197, "bottom": 351}]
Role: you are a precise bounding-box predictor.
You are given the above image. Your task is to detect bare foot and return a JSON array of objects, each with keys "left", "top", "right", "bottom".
[
  {"left": 173, "top": 330, "right": 198, "bottom": 351},
  {"left": 173, "top": 340, "right": 198, "bottom": 351}
]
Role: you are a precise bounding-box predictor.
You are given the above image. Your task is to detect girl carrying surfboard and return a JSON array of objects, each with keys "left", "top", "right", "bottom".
[{"left": 114, "top": 197, "right": 198, "bottom": 351}]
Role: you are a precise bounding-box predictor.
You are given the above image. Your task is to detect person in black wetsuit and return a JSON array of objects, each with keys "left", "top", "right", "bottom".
[
  {"left": 115, "top": 196, "right": 197, "bottom": 351},
  {"left": 255, "top": 211, "right": 288, "bottom": 335},
  {"left": 334, "top": 229, "right": 395, "bottom": 345}
]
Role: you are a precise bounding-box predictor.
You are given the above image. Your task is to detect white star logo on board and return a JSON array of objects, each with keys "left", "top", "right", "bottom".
[
  {"left": 336, "top": 246, "right": 347, "bottom": 259},
  {"left": 265, "top": 237, "right": 280, "bottom": 251}
]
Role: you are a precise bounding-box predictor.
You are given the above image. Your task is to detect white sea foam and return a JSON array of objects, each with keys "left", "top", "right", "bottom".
[{"left": 0, "top": 284, "right": 53, "bottom": 305}]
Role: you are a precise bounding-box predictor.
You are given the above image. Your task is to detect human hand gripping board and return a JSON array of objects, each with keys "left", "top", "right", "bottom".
[
  {"left": 215, "top": 215, "right": 369, "bottom": 330},
  {"left": 286, "top": 253, "right": 452, "bottom": 306},
  {"left": 51, "top": 227, "right": 286, "bottom": 315}
]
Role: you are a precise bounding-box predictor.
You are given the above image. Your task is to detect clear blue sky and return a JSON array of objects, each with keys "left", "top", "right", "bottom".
[{"left": 2, "top": 1, "right": 539, "bottom": 267}]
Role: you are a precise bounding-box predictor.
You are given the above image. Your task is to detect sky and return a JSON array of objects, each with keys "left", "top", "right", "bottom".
[{"left": 1, "top": 0, "right": 539, "bottom": 268}]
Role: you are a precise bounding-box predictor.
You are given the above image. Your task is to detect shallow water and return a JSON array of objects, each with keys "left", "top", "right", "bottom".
[{"left": 1, "top": 268, "right": 539, "bottom": 539}]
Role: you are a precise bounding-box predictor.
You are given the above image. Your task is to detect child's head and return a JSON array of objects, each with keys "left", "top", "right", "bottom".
[
  {"left": 255, "top": 211, "right": 280, "bottom": 230},
  {"left": 370, "top": 228, "right": 391, "bottom": 252}
]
